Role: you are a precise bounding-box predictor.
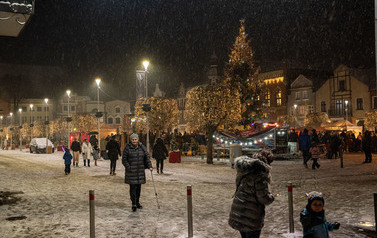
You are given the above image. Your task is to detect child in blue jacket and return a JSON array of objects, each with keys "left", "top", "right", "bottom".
[
  {"left": 300, "top": 191, "right": 340, "bottom": 238},
  {"left": 63, "top": 147, "right": 73, "bottom": 175}
]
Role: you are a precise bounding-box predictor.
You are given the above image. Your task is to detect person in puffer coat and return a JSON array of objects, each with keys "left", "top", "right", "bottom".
[
  {"left": 229, "top": 150, "right": 275, "bottom": 238},
  {"left": 122, "top": 133, "right": 153, "bottom": 212}
]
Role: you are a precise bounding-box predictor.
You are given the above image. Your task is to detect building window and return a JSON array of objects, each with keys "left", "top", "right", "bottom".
[
  {"left": 265, "top": 90, "right": 270, "bottom": 107},
  {"left": 339, "top": 80, "right": 345, "bottom": 91},
  {"left": 37, "top": 107, "right": 42, "bottom": 112},
  {"left": 321, "top": 101, "right": 326, "bottom": 112},
  {"left": 115, "top": 107, "right": 120, "bottom": 113},
  {"left": 22, "top": 107, "right": 27, "bottom": 112},
  {"left": 71, "top": 106, "right": 75, "bottom": 112},
  {"left": 44, "top": 107, "right": 49, "bottom": 112},
  {"left": 335, "top": 100, "right": 343, "bottom": 115},
  {"left": 64, "top": 105, "right": 68, "bottom": 111},
  {"left": 108, "top": 118, "right": 113, "bottom": 124},
  {"left": 116, "top": 118, "right": 121, "bottom": 124},
  {"left": 308, "top": 105, "right": 314, "bottom": 113},
  {"left": 356, "top": 98, "right": 363, "bottom": 110},
  {"left": 299, "top": 105, "right": 305, "bottom": 115},
  {"left": 303, "top": 91, "right": 308, "bottom": 99},
  {"left": 373, "top": 96, "right": 377, "bottom": 109},
  {"left": 276, "top": 89, "right": 282, "bottom": 106},
  {"left": 295, "top": 92, "right": 300, "bottom": 100}
]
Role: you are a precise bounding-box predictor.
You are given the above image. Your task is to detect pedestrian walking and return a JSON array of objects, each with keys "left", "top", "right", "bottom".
[
  {"left": 92, "top": 145, "right": 100, "bottom": 166},
  {"left": 70, "top": 138, "right": 81, "bottom": 167},
  {"left": 152, "top": 138, "right": 169, "bottom": 174},
  {"left": 106, "top": 135, "right": 121, "bottom": 175},
  {"left": 82, "top": 138, "right": 93, "bottom": 167},
  {"left": 63, "top": 147, "right": 72, "bottom": 175},
  {"left": 122, "top": 133, "right": 153, "bottom": 212},
  {"left": 300, "top": 191, "right": 340, "bottom": 237},
  {"left": 362, "top": 130, "right": 372, "bottom": 163},
  {"left": 309, "top": 143, "right": 321, "bottom": 170},
  {"left": 228, "top": 150, "right": 275, "bottom": 238},
  {"left": 299, "top": 128, "right": 312, "bottom": 168}
]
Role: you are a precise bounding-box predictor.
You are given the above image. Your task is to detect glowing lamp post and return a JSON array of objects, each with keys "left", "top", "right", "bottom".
[
  {"left": 30, "top": 104, "right": 33, "bottom": 140},
  {"left": 95, "top": 78, "right": 102, "bottom": 151},
  {"left": 345, "top": 100, "right": 349, "bottom": 122},
  {"left": 143, "top": 60, "right": 150, "bottom": 152},
  {"left": 10, "top": 112, "right": 13, "bottom": 149},
  {"left": 45, "top": 98, "right": 49, "bottom": 153},
  {"left": 294, "top": 104, "right": 297, "bottom": 129},
  {"left": 19, "top": 108, "right": 22, "bottom": 151},
  {"left": 66, "top": 90, "right": 72, "bottom": 149}
]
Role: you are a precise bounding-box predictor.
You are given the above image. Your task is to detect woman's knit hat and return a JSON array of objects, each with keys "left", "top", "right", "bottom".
[{"left": 130, "top": 133, "right": 139, "bottom": 140}]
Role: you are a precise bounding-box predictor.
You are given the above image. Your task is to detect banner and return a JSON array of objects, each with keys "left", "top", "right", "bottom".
[{"left": 136, "top": 70, "right": 146, "bottom": 101}]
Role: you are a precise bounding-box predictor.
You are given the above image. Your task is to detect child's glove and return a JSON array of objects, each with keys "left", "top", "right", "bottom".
[{"left": 333, "top": 222, "right": 340, "bottom": 230}]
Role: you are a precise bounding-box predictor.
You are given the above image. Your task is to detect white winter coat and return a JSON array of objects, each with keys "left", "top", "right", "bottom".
[{"left": 82, "top": 142, "right": 93, "bottom": 155}]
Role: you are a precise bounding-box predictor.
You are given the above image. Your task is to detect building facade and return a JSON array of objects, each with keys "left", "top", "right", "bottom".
[
  {"left": 287, "top": 74, "right": 315, "bottom": 126},
  {"left": 315, "top": 64, "right": 371, "bottom": 124},
  {"left": 105, "top": 100, "right": 131, "bottom": 126}
]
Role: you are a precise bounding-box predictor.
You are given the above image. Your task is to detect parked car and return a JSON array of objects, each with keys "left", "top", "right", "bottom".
[{"left": 29, "top": 138, "right": 55, "bottom": 154}]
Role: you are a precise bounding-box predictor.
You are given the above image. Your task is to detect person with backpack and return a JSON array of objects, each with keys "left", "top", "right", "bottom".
[
  {"left": 106, "top": 135, "right": 121, "bottom": 175},
  {"left": 152, "top": 138, "right": 169, "bottom": 174}
]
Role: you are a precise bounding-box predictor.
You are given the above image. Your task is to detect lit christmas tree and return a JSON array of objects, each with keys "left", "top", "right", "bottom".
[
  {"left": 225, "top": 19, "right": 262, "bottom": 124},
  {"left": 185, "top": 84, "right": 241, "bottom": 164}
]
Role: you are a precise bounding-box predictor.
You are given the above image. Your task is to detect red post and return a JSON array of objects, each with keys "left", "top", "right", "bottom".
[
  {"left": 89, "top": 190, "right": 95, "bottom": 238},
  {"left": 187, "top": 185, "right": 193, "bottom": 238},
  {"left": 288, "top": 182, "right": 294, "bottom": 233}
]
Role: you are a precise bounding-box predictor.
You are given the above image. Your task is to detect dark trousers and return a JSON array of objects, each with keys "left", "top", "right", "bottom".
[
  {"left": 364, "top": 150, "right": 372, "bottom": 163},
  {"left": 312, "top": 158, "right": 320, "bottom": 169},
  {"left": 303, "top": 150, "right": 311, "bottom": 165},
  {"left": 110, "top": 158, "right": 117, "bottom": 172},
  {"left": 64, "top": 164, "right": 71, "bottom": 174},
  {"left": 129, "top": 184, "right": 141, "bottom": 205},
  {"left": 156, "top": 159, "right": 164, "bottom": 171},
  {"left": 240, "top": 230, "right": 261, "bottom": 238}
]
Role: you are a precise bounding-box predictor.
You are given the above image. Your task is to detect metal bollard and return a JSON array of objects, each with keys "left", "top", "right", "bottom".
[
  {"left": 89, "top": 190, "right": 95, "bottom": 238},
  {"left": 187, "top": 185, "right": 193, "bottom": 238},
  {"left": 288, "top": 182, "right": 294, "bottom": 233},
  {"left": 340, "top": 148, "right": 344, "bottom": 168}
]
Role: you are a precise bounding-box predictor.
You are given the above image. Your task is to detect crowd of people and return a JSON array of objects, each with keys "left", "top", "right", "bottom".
[{"left": 288, "top": 128, "right": 375, "bottom": 167}]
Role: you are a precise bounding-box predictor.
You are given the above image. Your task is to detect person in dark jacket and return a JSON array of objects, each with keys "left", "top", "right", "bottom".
[
  {"left": 299, "top": 129, "right": 312, "bottom": 168},
  {"left": 300, "top": 191, "right": 340, "bottom": 237},
  {"left": 152, "top": 138, "right": 169, "bottom": 174},
  {"left": 63, "top": 147, "right": 72, "bottom": 175},
  {"left": 228, "top": 150, "right": 274, "bottom": 238},
  {"left": 329, "top": 133, "right": 340, "bottom": 159},
  {"left": 122, "top": 133, "right": 153, "bottom": 212},
  {"left": 362, "top": 130, "right": 372, "bottom": 163},
  {"left": 70, "top": 138, "right": 81, "bottom": 167},
  {"left": 106, "top": 136, "right": 121, "bottom": 175}
]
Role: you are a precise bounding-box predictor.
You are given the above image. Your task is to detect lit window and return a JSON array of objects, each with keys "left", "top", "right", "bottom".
[
  {"left": 265, "top": 90, "right": 270, "bottom": 107},
  {"left": 276, "top": 89, "right": 281, "bottom": 106}
]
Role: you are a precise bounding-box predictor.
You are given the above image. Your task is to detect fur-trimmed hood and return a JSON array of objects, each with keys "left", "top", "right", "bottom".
[{"left": 234, "top": 155, "right": 270, "bottom": 175}]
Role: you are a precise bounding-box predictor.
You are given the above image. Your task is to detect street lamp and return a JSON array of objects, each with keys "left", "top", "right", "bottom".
[
  {"left": 66, "top": 90, "right": 71, "bottom": 149},
  {"left": 294, "top": 104, "right": 297, "bottom": 129},
  {"left": 30, "top": 104, "right": 33, "bottom": 140},
  {"left": 345, "top": 100, "right": 349, "bottom": 122},
  {"left": 19, "top": 108, "right": 22, "bottom": 151},
  {"left": 95, "top": 78, "right": 101, "bottom": 151},
  {"left": 10, "top": 112, "right": 13, "bottom": 149},
  {"left": 143, "top": 60, "right": 150, "bottom": 152},
  {"left": 45, "top": 98, "right": 49, "bottom": 153}
]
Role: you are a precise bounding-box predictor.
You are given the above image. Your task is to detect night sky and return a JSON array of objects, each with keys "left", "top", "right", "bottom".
[{"left": 0, "top": 0, "right": 374, "bottom": 101}]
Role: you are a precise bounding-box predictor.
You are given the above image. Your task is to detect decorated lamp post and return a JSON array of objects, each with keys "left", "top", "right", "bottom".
[{"left": 66, "top": 90, "right": 72, "bottom": 149}]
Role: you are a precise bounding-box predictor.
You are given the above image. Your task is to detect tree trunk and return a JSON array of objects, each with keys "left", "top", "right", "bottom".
[{"left": 206, "top": 129, "right": 215, "bottom": 164}]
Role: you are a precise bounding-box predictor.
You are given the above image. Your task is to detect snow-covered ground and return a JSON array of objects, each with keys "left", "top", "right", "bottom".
[{"left": 0, "top": 149, "right": 376, "bottom": 238}]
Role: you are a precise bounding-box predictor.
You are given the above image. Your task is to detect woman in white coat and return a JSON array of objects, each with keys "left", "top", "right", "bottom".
[{"left": 82, "top": 138, "right": 93, "bottom": 167}]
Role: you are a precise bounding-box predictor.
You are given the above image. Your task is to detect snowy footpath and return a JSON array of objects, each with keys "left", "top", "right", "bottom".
[{"left": 0, "top": 150, "right": 376, "bottom": 238}]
